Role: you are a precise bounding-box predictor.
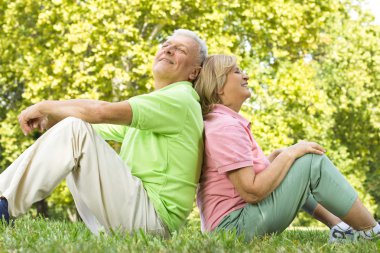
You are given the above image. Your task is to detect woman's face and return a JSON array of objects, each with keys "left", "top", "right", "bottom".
[{"left": 219, "top": 64, "right": 250, "bottom": 112}]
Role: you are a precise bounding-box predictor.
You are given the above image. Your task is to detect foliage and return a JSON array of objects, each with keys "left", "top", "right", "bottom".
[
  {"left": 0, "top": 0, "right": 379, "bottom": 222},
  {"left": 316, "top": 15, "right": 380, "bottom": 216}
]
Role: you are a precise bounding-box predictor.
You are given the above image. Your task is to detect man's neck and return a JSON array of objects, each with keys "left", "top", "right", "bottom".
[
  {"left": 154, "top": 81, "right": 170, "bottom": 90},
  {"left": 154, "top": 79, "right": 188, "bottom": 90}
]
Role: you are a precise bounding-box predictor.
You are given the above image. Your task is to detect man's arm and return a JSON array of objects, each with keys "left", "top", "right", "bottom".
[{"left": 18, "top": 99, "right": 132, "bottom": 135}]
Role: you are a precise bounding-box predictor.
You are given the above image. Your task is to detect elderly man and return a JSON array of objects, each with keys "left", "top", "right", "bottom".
[{"left": 0, "top": 29, "right": 207, "bottom": 236}]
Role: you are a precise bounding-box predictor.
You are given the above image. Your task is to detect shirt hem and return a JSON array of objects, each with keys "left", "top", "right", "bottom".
[
  {"left": 218, "top": 161, "right": 253, "bottom": 174},
  {"left": 207, "top": 203, "right": 247, "bottom": 232}
]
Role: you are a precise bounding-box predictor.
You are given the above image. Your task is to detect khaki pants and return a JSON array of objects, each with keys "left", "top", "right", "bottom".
[{"left": 0, "top": 117, "right": 167, "bottom": 236}]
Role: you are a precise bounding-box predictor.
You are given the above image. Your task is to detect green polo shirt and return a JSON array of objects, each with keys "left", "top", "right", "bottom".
[{"left": 92, "top": 81, "right": 203, "bottom": 232}]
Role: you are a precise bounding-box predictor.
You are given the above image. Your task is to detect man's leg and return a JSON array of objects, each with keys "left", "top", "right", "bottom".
[{"left": 0, "top": 117, "right": 166, "bottom": 236}]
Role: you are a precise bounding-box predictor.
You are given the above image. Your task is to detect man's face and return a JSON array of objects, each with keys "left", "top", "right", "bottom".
[{"left": 152, "top": 35, "right": 200, "bottom": 86}]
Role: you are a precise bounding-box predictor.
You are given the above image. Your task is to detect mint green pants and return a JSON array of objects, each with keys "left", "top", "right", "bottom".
[{"left": 216, "top": 154, "right": 358, "bottom": 241}]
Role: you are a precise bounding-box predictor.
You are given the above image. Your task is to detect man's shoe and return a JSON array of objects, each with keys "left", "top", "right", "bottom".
[
  {"left": 0, "top": 198, "right": 10, "bottom": 224},
  {"left": 329, "top": 224, "right": 357, "bottom": 243}
]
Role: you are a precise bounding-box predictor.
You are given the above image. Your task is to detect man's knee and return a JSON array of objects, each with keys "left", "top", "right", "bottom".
[
  {"left": 57, "top": 117, "right": 91, "bottom": 135},
  {"left": 59, "top": 116, "right": 87, "bottom": 128}
]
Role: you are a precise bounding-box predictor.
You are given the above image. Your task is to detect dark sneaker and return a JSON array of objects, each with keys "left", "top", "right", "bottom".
[
  {"left": 0, "top": 198, "right": 10, "bottom": 224},
  {"left": 329, "top": 224, "right": 358, "bottom": 243}
]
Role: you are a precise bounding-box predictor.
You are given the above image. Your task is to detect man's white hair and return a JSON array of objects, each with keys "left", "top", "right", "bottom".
[{"left": 169, "top": 29, "right": 208, "bottom": 65}]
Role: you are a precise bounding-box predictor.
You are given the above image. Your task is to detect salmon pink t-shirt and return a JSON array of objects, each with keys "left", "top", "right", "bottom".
[{"left": 197, "top": 104, "right": 270, "bottom": 231}]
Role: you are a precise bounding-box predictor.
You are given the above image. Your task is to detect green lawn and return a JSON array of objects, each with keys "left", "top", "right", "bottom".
[{"left": 0, "top": 216, "right": 379, "bottom": 252}]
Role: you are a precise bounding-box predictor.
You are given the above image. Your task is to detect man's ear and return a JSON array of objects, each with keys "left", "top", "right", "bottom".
[{"left": 189, "top": 66, "right": 202, "bottom": 81}]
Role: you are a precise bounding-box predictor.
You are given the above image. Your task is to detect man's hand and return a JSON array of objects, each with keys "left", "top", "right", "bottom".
[
  {"left": 18, "top": 103, "right": 49, "bottom": 135},
  {"left": 17, "top": 99, "right": 133, "bottom": 136}
]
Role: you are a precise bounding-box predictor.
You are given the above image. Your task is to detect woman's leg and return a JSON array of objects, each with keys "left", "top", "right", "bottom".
[
  {"left": 303, "top": 196, "right": 354, "bottom": 242},
  {"left": 300, "top": 172, "right": 375, "bottom": 230},
  {"left": 217, "top": 154, "right": 373, "bottom": 241},
  {"left": 342, "top": 198, "right": 376, "bottom": 230},
  {"left": 303, "top": 195, "right": 341, "bottom": 228}
]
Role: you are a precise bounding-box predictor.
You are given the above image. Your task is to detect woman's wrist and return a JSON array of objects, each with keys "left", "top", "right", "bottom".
[{"left": 283, "top": 147, "right": 297, "bottom": 161}]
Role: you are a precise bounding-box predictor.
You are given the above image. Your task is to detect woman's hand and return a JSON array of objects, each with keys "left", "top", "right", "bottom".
[{"left": 286, "top": 141, "right": 326, "bottom": 159}]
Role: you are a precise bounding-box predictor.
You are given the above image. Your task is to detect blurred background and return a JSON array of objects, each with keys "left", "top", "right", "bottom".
[{"left": 0, "top": 0, "right": 379, "bottom": 226}]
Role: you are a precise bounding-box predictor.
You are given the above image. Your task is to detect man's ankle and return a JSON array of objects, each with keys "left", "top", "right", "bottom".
[{"left": 0, "top": 197, "right": 10, "bottom": 224}]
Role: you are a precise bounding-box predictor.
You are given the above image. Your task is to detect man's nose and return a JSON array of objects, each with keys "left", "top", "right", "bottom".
[{"left": 164, "top": 45, "right": 175, "bottom": 55}]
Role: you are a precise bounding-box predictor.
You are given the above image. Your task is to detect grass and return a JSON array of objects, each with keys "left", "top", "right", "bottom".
[{"left": 0, "top": 216, "right": 379, "bottom": 252}]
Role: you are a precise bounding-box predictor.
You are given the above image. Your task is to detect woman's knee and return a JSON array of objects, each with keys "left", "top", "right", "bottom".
[
  {"left": 287, "top": 154, "right": 320, "bottom": 180},
  {"left": 294, "top": 154, "right": 329, "bottom": 170},
  {"left": 292, "top": 153, "right": 314, "bottom": 168}
]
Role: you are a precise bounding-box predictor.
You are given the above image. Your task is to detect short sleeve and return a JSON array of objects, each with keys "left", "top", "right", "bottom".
[
  {"left": 128, "top": 87, "right": 189, "bottom": 134},
  {"left": 205, "top": 124, "right": 253, "bottom": 174},
  {"left": 92, "top": 124, "right": 128, "bottom": 142}
]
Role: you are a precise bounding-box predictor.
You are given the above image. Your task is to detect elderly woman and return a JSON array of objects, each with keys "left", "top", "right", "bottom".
[{"left": 194, "top": 54, "right": 379, "bottom": 242}]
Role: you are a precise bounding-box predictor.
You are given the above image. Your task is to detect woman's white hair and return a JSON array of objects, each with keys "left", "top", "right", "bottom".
[{"left": 168, "top": 29, "right": 208, "bottom": 65}]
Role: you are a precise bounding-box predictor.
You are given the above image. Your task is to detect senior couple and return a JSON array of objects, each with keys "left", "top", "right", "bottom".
[{"left": 0, "top": 29, "right": 378, "bottom": 243}]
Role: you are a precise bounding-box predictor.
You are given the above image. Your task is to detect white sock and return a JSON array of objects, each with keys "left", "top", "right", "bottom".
[
  {"left": 359, "top": 222, "right": 380, "bottom": 239},
  {"left": 373, "top": 223, "right": 380, "bottom": 234},
  {"left": 334, "top": 221, "right": 350, "bottom": 231}
]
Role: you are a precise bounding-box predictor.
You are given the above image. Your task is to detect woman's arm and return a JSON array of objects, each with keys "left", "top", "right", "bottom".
[
  {"left": 267, "top": 148, "right": 287, "bottom": 162},
  {"left": 228, "top": 141, "right": 326, "bottom": 204},
  {"left": 18, "top": 99, "right": 132, "bottom": 135}
]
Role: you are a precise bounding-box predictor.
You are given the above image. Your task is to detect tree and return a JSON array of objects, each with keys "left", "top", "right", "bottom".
[
  {"left": 315, "top": 10, "right": 380, "bottom": 216},
  {"left": 1, "top": 0, "right": 379, "bottom": 221}
]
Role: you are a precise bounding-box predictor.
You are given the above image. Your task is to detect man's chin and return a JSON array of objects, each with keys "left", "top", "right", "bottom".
[{"left": 153, "top": 64, "right": 172, "bottom": 75}]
